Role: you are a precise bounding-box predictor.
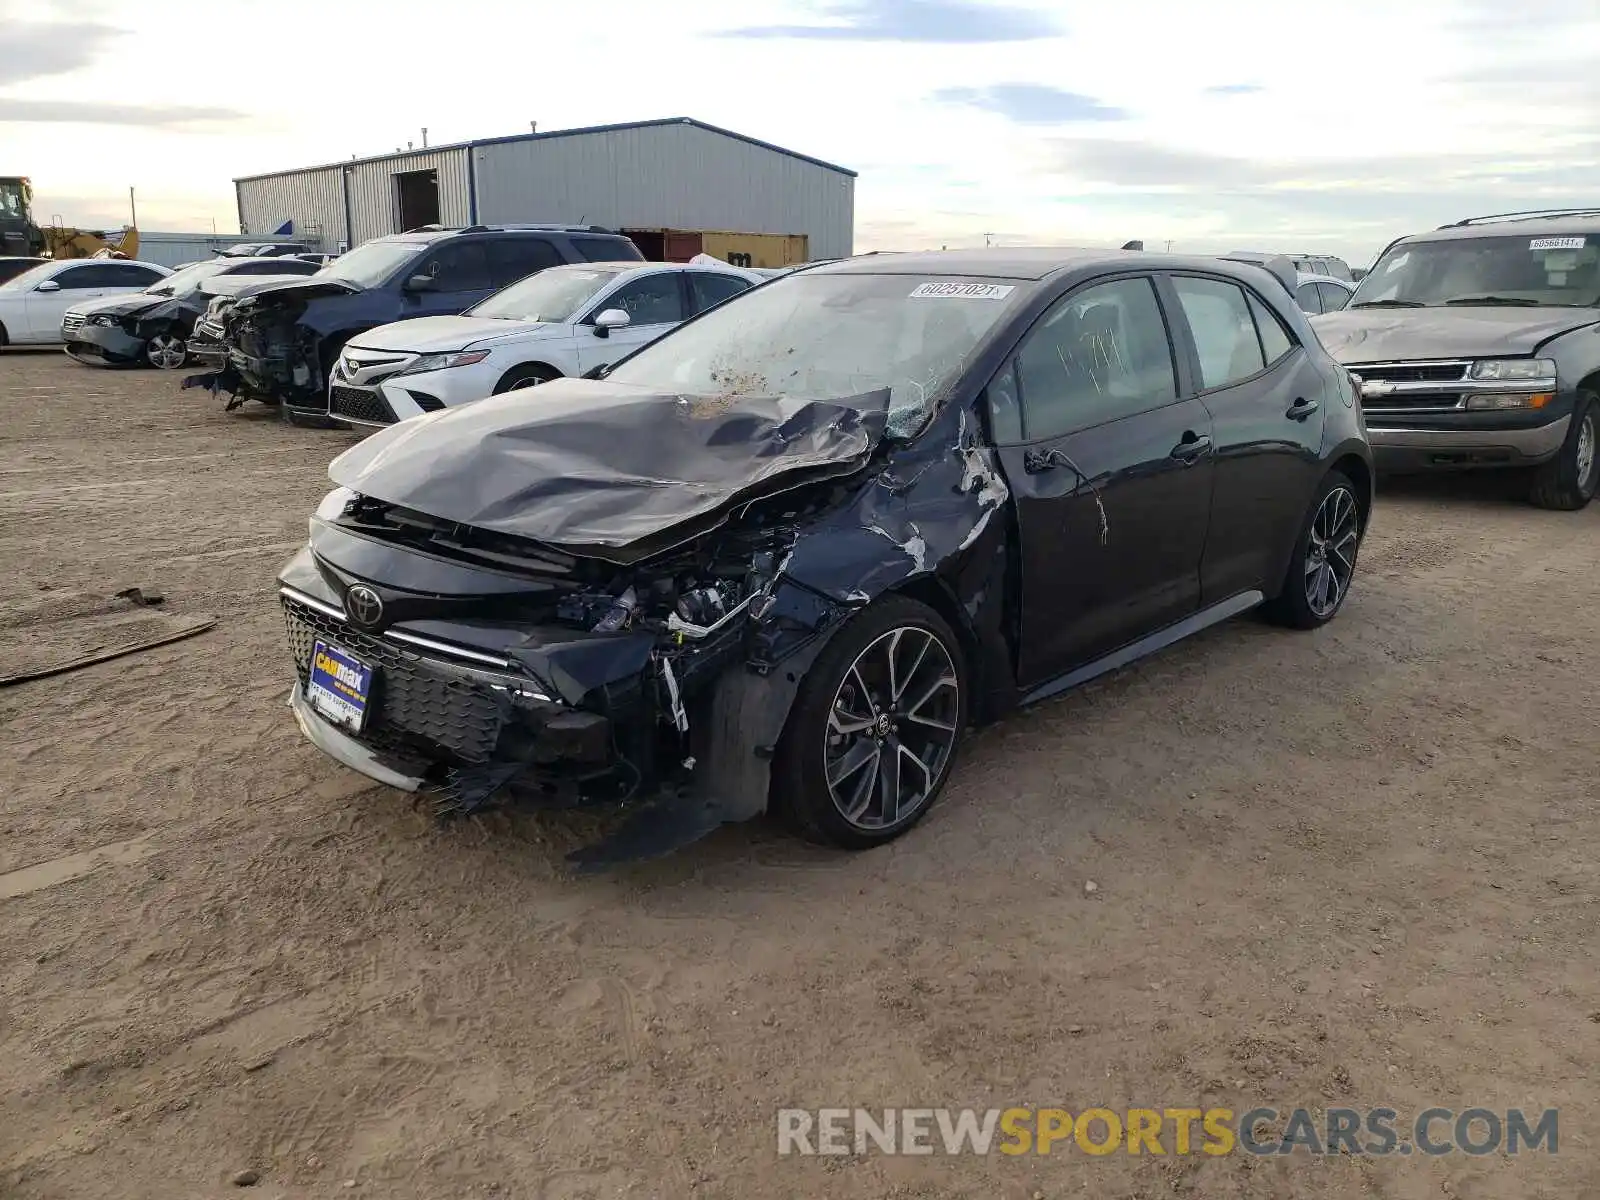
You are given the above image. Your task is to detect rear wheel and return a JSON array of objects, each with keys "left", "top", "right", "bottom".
[
  {"left": 1529, "top": 394, "right": 1599, "bottom": 510},
  {"left": 144, "top": 332, "right": 188, "bottom": 369},
  {"left": 493, "top": 364, "right": 559, "bottom": 393},
  {"left": 1263, "top": 470, "right": 1363, "bottom": 629},
  {"left": 773, "top": 596, "right": 968, "bottom": 849}
]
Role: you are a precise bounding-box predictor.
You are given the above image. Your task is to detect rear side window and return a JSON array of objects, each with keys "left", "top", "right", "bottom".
[
  {"left": 1173, "top": 276, "right": 1266, "bottom": 388},
  {"left": 1317, "top": 282, "right": 1350, "bottom": 312},
  {"left": 1012, "top": 276, "right": 1177, "bottom": 439},
  {"left": 1295, "top": 282, "right": 1321, "bottom": 313},
  {"left": 490, "top": 237, "right": 562, "bottom": 287},
  {"left": 1247, "top": 292, "right": 1295, "bottom": 364},
  {"left": 572, "top": 235, "right": 643, "bottom": 262},
  {"left": 416, "top": 242, "right": 491, "bottom": 291},
  {"left": 688, "top": 271, "right": 753, "bottom": 313}
]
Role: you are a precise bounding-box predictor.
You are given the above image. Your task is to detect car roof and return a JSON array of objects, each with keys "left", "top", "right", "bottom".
[
  {"left": 809, "top": 247, "right": 1297, "bottom": 290},
  {"left": 45, "top": 258, "right": 169, "bottom": 273},
  {"left": 1297, "top": 272, "right": 1352, "bottom": 286},
  {"left": 1403, "top": 215, "right": 1600, "bottom": 244}
]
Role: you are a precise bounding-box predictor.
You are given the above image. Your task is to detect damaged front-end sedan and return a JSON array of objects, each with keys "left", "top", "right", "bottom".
[
  {"left": 278, "top": 251, "right": 1372, "bottom": 866},
  {"left": 183, "top": 279, "right": 358, "bottom": 413}
]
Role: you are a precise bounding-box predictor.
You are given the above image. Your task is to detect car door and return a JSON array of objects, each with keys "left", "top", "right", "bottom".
[
  {"left": 574, "top": 270, "right": 686, "bottom": 373},
  {"left": 403, "top": 240, "right": 494, "bottom": 316},
  {"left": 988, "top": 274, "right": 1216, "bottom": 686},
  {"left": 687, "top": 270, "right": 756, "bottom": 316},
  {"left": 1165, "top": 274, "right": 1329, "bottom": 604},
  {"left": 21, "top": 264, "right": 103, "bottom": 341}
]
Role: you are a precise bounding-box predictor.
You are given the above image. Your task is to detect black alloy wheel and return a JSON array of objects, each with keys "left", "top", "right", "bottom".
[
  {"left": 1264, "top": 469, "right": 1362, "bottom": 629},
  {"left": 775, "top": 596, "right": 968, "bottom": 848}
]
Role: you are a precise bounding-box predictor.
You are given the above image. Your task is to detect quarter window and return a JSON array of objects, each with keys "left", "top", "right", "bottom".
[
  {"left": 1295, "top": 282, "right": 1321, "bottom": 313},
  {"left": 600, "top": 272, "right": 684, "bottom": 325},
  {"left": 1172, "top": 276, "right": 1266, "bottom": 389},
  {"left": 1247, "top": 292, "right": 1295, "bottom": 364},
  {"left": 1012, "top": 276, "right": 1177, "bottom": 440}
]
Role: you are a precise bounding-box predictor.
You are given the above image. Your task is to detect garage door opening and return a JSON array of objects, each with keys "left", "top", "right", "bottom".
[{"left": 395, "top": 169, "right": 440, "bottom": 231}]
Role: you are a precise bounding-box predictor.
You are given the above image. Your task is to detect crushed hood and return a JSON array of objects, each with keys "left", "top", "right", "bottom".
[
  {"left": 350, "top": 315, "right": 556, "bottom": 354},
  {"left": 199, "top": 274, "right": 319, "bottom": 300},
  {"left": 328, "top": 378, "right": 891, "bottom": 564},
  {"left": 238, "top": 277, "right": 360, "bottom": 307},
  {"left": 1312, "top": 306, "right": 1600, "bottom": 364}
]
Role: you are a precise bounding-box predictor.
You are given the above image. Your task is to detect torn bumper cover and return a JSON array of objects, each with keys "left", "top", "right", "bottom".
[
  {"left": 64, "top": 320, "right": 147, "bottom": 365},
  {"left": 280, "top": 381, "right": 903, "bottom": 865}
]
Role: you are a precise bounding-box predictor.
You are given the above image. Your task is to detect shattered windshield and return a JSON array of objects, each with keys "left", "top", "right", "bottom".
[
  {"left": 1351, "top": 234, "right": 1600, "bottom": 308},
  {"left": 603, "top": 272, "right": 1023, "bottom": 436},
  {"left": 317, "top": 239, "right": 425, "bottom": 288},
  {"left": 468, "top": 265, "right": 625, "bottom": 322}
]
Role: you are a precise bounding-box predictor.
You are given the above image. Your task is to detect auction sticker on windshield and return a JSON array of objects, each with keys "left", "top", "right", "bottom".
[
  {"left": 1530, "top": 237, "right": 1587, "bottom": 250},
  {"left": 306, "top": 640, "right": 374, "bottom": 733},
  {"left": 909, "top": 281, "right": 1016, "bottom": 300}
]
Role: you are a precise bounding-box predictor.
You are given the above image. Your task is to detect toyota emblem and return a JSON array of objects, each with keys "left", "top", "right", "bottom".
[{"left": 346, "top": 585, "right": 384, "bottom": 628}]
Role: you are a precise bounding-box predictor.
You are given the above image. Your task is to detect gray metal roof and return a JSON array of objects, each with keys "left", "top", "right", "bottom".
[{"left": 234, "top": 117, "right": 858, "bottom": 184}]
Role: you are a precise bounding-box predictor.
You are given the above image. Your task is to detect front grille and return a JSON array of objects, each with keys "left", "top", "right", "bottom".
[
  {"left": 1353, "top": 361, "right": 1470, "bottom": 384},
  {"left": 1360, "top": 392, "right": 1464, "bottom": 412},
  {"left": 61, "top": 312, "right": 84, "bottom": 336},
  {"left": 282, "top": 596, "right": 506, "bottom": 763},
  {"left": 330, "top": 385, "right": 398, "bottom": 426}
]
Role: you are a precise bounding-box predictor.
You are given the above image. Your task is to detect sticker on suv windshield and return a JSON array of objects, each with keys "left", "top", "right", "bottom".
[
  {"left": 1530, "top": 237, "right": 1586, "bottom": 250},
  {"left": 909, "top": 281, "right": 1016, "bottom": 300}
]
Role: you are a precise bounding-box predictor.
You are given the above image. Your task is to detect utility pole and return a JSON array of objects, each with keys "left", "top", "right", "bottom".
[
  {"left": 128, "top": 186, "right": 137, "bottom": 229},
  {"left": 422, "top": 127, "right": 428, "bottom": 148}
]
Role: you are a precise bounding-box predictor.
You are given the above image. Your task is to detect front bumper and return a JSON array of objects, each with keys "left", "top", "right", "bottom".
[
  {"left": 329, "top": 359, "right": 499, "bottom": 427},
  {"left": 63, "top": 322, "right": 146, "bottom": 366},
  {"left": 1368, "top": 414, "right": 1571, "bottom": 471},
  {"left": 287, "top": 685, "right": 426, "bottom": 791}
]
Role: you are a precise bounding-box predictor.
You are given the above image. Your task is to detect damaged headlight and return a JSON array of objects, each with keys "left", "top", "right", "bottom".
[
  {"left": 87, "top": 314, "right": 115, "bottom": 327},
  {"left": 310, "top": 485, "right": 358, "bottom": 540},
  {"left": 396, "top": 350, "right": 490, "bottom": 376}
]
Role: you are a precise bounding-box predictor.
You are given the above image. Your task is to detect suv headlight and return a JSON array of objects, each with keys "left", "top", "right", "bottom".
[
  {"left": 1469, "top": 357, "right": 1556, "bottom": 383},
  {"left": 397, "top": 349, "right": 490, "bottom": 376}
]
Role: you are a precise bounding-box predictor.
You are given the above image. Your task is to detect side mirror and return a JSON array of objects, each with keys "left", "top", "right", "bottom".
[
  {"left": 405, "top": 274, "right": 436, "bottom": 293},
  {"left": 591, "top": 308, "right": 630, "bottom": 338},
  {"left": 35, "top": 279, "right": 60, "bottom": 292}
]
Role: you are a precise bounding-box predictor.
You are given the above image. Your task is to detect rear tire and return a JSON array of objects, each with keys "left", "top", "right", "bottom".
[
  {"left": 493, "top": 364, "right": 559, "bottom": 393},
  {"left": 1529, "top": 394, "right": 1598, "bottom": 510},
  {"left": 773, "top": 595, "right": 968, "bottom": 849},
  {"left": 1263, "top": 470, "right": 1363, "bottom": 630}
]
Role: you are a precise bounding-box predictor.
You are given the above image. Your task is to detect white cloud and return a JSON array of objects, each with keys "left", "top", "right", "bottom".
[{"left": 4, "top": 0, "right": 1599, "bottom": 263}]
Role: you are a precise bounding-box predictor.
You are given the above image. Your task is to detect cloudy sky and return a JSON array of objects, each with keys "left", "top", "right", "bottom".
[{"left": 4, "top": 0, "right": 1598, "bottom": 264}]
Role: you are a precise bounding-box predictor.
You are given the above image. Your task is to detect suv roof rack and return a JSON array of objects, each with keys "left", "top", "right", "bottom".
[{"left": 1439, "top": 208, "right": 1600, "bottom": 228}]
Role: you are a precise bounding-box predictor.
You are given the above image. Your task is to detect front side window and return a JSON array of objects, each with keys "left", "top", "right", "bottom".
[
  {"left": 1012, "top": 276, "right": 1177, "bottom": 440},
  {"left": 597, "top": 272, "right": 684, "bottom": 325},
  {"left": 1352, "top": 234, "right": 1600, "bottom": 308},
  {"left": 416, "top": 242, "right": 490, "bottom": 291},
  {"left": 52, "top": 265, "right": 97, "bottom": 290},
  {"left": 1172, "top": 276, "right": 1266, "bottom": 389},
  {"left": 603, "top": 271, "right": 1022, "bottom": 437}
]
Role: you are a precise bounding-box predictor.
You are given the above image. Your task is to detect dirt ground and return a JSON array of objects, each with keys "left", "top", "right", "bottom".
[{"left": 1, "top": 348, "right": 1597, "bottom": 1200}]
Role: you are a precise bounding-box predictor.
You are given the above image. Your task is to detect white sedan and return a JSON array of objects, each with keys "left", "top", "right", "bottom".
[
  {"left": 0, "top": 257, "right": 171, "bottom": 348},
  {"left": 327, "top": 260, "right": 765, "bottom": 427}
]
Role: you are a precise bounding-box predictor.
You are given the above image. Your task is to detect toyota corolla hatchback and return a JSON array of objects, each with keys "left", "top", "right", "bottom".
[
  {"left": 279, "top": 249, "right": 1372, "bottom": 866},
  {"left": 327, "top": 261, "right": 765, "bottom": 427}
]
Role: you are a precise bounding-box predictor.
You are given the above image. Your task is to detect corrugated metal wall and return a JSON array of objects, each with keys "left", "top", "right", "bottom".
[
  {"left": 473, "top": 123, "right": 854, "bottom": 259},
  {"left": 135, "top": 233, "right": 308, "bottom": 268},
  {"left": 236, "top": 165, "right": 346, "bottom": 250},
  {"left": 345, "top": 147, "right": 472, "bottom": 245}
]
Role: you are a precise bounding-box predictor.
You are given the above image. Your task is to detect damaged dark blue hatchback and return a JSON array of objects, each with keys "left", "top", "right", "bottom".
[{"left": 277, "top": 249, "right": 1373, "bottom": 865}]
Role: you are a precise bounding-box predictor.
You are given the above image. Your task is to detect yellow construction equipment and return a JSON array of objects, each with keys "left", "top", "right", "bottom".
[{"left": 0, "top": 176, "right": 138, "bottom": 259}]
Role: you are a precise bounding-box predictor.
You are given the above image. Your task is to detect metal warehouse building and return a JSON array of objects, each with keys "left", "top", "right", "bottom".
[{"left": 234, "top": 117, "right": 855, "bottom": 264}]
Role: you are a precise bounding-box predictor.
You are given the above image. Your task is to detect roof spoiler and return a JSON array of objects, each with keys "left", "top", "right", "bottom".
[{"left": 1218, "top": 252, "right": 1297, "bottom": 298}]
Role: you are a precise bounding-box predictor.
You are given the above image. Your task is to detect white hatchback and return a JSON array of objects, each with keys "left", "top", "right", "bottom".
[
  {"left": 0, "top": 258, "right": 171, "bottom": 347},
  {"left": 328, "top": 261, "right": 765, "bottom": 427}
]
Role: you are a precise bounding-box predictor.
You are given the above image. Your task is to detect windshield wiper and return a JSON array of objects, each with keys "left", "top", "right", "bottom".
[
  {"left": 1444, "top": 296, "right": 1542, "bottom": 307},
  {"left": 1351, "top": 299, "right": 1424, "bottom": 308}
]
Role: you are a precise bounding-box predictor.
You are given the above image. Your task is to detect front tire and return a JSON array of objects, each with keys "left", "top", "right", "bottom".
[
  {"left": 773, "top": 596, "right": 968, "bottom": 849},
  {"left": 1529, "top": 395, "right": 1599, "bottom": 510},
  {"left": 144, "top": 332, "right": 188, "bottom": 370},
  {"left": 493, "top": 364, "right": 560, "bottom": 393},
  {"left": 1263, "top": 470, "right": 1363, "bottom": 630}
]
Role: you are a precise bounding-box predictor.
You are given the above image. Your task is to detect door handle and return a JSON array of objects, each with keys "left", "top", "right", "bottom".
[
  {"left": 1286, "top": 397, "right": 1320, "bottom": 421},
  {"left": 1169, "top": 432, "right": 1212, "bottom": 462}
]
